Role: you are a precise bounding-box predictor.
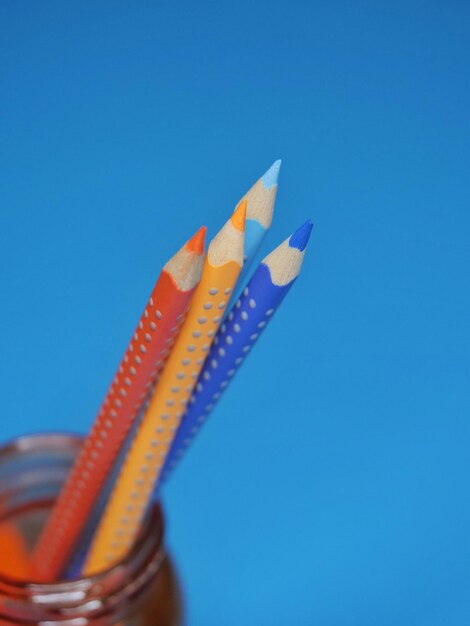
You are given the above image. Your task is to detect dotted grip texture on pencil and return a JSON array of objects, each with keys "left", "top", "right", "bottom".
[
  {"left": 160, "top": 266, "right": 291, "bottom": 481},
  {"left": 159, "top": 219, "right": 313, "bottom": 485}
]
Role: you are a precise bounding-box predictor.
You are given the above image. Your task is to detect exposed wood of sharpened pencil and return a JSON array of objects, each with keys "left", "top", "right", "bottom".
[{"left": 225, "top": 159, "right": 281, "bottom": 313}]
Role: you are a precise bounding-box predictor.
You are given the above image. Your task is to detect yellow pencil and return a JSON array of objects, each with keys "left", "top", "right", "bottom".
[{"left": 84, "top": 200, "right": 246, "bottom": 574}]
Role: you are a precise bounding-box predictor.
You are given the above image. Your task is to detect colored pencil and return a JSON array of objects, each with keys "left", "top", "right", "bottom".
[
  {"left": 226, "top": 159, "right": 280, "bottom": 312},
  {"left": 83, "top": 201, "right": 246, "bottom": 575},
  {"left": 31, "top": 228, "right": 206, "bottom": 582},
  {"left": 158, "top": 220, "right": 313, "bottom": 485}
]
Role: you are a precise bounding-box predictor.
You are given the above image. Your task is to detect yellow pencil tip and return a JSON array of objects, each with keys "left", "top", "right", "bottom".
[
  {"left": 186, "top": 226, "right": 207, "bottom": 254},
  {"left": 230, "top": 199, "right": 247, "bottom": 232}
]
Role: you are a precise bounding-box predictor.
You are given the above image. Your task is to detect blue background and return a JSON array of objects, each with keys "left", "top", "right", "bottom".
[{"left": 1, "top": 2, "right": 469, "bottom": 624}]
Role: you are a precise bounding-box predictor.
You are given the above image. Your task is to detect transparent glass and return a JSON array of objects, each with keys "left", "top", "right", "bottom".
[{"left": 0, "top": 433, "right": 183, "bottom": 625}]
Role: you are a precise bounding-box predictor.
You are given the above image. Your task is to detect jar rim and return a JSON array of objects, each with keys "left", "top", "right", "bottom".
[{"left": 0, "top": 433, "right": 165, "bottom": 605}]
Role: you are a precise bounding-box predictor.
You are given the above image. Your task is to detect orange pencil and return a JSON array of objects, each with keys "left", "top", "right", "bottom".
[
  {"left": 31, "top": 227, "right": 206, "bottom": 582},
  {"left": 84, "top": 201, "right": 246, "bottom": 574}
]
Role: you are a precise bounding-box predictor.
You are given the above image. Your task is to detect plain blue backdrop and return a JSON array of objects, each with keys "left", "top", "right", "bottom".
[{"left": 1, "top": 2, "right": 469, "bottom": 624}]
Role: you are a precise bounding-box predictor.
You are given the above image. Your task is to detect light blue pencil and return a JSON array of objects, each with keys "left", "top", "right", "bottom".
[
  {"left": 226, "top": 160, "right": 281, "bottom": 312},
  {"left": 157, "top": 219, "right": 312, "bottom": 487}
]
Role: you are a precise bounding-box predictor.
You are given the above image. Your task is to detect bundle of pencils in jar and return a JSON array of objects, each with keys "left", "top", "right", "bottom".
[{"left": 0, "top": 161, "right": 312, "bottom": 592}]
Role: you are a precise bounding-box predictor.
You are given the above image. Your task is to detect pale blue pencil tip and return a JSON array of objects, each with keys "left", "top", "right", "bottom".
[
  {"left": 261, "top": 159, "right": 282, "bottom": 189},
  {"left": 288, "top": 219, "right": 313, "bottom": 251}
]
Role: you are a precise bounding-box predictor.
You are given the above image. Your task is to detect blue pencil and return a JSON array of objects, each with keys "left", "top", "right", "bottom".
[
  {"left": 158, "top": 219, "right": 313, "bottom": 486},
  {"left": 226, "top": 160, "right": 281, "bottom": 312}
]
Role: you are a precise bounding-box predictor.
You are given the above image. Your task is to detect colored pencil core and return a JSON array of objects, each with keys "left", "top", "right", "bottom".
[
  {"left": 289, "top": 219, "right": 313, "bottom": 251},
  {"left": 186, "top": 226, "right": 207, "bottom": 253},
  {"left": 230, "top": 199, "right": 247, "bottom": 231}
]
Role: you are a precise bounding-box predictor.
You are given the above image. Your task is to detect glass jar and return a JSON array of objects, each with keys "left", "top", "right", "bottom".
[{"left": 0, "top": 433, "right": 183, "bottom": 625}]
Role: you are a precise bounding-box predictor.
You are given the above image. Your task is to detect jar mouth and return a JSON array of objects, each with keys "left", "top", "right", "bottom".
[
  {"left": 0, "top": 506, "right": 164, "bottom": 592},
  {"left": 0, "top": 433, "right": 165, "bottom": 600}
]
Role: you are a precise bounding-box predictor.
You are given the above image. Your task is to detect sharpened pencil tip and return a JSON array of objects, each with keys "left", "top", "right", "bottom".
[
  {"left": 288, "top": 219, "right": 313, "bottom": 251},
  {"left": 186, "top": 226, "right": 207, "bottom": 254},
  {"left": 230, "top": 199, "right": 247, "bottom": 232},
  {"left": 261, "top": 159, "right": 282, "bottom": 189}
]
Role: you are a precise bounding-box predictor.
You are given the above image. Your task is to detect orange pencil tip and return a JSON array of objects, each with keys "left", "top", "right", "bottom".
[
  {"left": 230, "top": 199, "right": 247, "bottom": 232},
  {"left": 186, "top": 226, "right": 207, "bottom": 254}
]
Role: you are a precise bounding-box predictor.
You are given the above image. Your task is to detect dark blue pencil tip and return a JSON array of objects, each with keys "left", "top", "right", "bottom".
[{"left": 288, "top": 219, "right": 313, "bottom": 251}]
